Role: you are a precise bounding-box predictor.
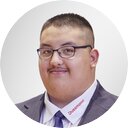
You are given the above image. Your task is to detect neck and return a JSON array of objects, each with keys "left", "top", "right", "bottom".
[
  {"left": 47, "top": 78, "right": 96, "bottom": 108},
  {"left": 48, "top": 94, "right": 74, "bottom": 108}
]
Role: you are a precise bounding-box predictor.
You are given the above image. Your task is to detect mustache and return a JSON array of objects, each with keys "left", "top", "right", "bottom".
[{"left": 48, "top": 67, "right": 69, "bottom": 72}]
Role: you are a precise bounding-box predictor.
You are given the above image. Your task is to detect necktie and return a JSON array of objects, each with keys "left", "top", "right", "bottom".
[{"left": 54, "top": 111, "right": 65, "bottom": 128}]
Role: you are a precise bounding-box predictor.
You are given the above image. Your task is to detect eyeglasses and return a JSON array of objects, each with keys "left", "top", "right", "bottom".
[{"left": 37, "top": 45, "right": 92, "bottom": 59}]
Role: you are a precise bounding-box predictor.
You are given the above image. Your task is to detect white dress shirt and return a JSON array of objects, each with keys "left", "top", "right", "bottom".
[{"left": 40, "top": 80, "right": 97, "bottom": 127}]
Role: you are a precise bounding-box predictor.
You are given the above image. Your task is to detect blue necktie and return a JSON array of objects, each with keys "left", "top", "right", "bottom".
[{"left": 54, "top": 111, "right": 64, "bottom": 128}]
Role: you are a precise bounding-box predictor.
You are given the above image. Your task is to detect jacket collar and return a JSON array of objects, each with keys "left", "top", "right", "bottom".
[
  {"left": 78, "top": 80, "right": 109, "bottom": 125},
  {"left": 23, "top": 94, "right": 45, "bottom": 122}
]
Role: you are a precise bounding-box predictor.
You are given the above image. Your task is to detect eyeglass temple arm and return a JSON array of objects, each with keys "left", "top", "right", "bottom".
[{"left": 73, "top": 45, "right": 93, "bottom": 49}]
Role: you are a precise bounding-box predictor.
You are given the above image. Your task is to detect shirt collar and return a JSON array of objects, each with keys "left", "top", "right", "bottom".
[
  {"left": 43, "top": 93, "right": 60, "bottom": 123},
  {"left": 43, "top": 80, "right": 97, "bottom": 124}
]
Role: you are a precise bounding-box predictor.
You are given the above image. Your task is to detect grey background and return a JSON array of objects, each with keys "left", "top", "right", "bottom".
[{"left": 0, "top": 1, "right": 127, "bottom": 103}]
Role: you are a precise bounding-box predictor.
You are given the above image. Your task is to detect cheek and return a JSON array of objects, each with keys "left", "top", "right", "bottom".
[
  {"left": 39, "top": 61, "right": 48, "bottom": 78},
  {"left": 69, "top": 56, "right": 90, "bottom": 77}
]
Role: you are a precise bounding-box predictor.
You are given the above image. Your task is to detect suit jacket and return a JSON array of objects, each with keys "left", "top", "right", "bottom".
[{"left": 16, "top": 81, "right": 118, "bottom": 126}]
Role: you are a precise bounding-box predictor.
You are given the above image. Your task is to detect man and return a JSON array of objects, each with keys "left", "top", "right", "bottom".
[{"left": 17, "top": 13, "right": 117, "bottom": 127}]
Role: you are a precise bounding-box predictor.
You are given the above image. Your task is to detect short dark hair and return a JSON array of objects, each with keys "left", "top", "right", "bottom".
[{"left": 40, "top": 13, "right": 94, "bottom": 47}]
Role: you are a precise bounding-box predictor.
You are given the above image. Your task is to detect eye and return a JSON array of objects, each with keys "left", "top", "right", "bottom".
[
  {"left": 40, "top": 49, "right": 52, "bottom": 57},
  {"left": 62, "top": 47, "right": 74, "bottom": 55}
]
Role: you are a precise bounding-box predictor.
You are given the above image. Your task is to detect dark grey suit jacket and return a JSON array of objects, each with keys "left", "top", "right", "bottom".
[{"left": 16, "top": 81, "right": 117, "bottom": 126}]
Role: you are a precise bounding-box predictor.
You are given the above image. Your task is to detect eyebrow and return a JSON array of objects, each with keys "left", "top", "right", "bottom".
[
  {"left": 40, "top": 43, "right": 51, "bottom": 48},
  {"left": 61, "top": 42, "right": 77, "bottom": 46},
  {"left": 40, "top": 42, "right": 77, "bottom": 48}
]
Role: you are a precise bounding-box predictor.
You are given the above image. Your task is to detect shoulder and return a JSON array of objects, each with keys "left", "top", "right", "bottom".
[
  {"left": 79, "top": 81, "right": 118, "bottom": 125},
  {"left": 94, "top": 81, "right": 118, "bottom": 110},
  {"left": 16, "top": 94, "right": 44, "bottom": 111}
]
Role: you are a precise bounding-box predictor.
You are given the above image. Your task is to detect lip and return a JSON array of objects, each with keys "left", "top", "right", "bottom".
[{"left": 48, "top": 68, "right": 68, "bottom": 74}]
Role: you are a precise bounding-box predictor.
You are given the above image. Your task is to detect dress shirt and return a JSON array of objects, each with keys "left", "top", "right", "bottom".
[{"left": 40, "top": 80, "right": 97, "bottom": 127}]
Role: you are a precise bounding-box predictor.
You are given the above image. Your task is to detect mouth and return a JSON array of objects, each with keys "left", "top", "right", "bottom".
[{"left": 48, "top": 68, "right": 68, "bottom": 75}]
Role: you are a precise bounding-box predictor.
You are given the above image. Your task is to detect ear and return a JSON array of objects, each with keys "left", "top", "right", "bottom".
[{"left": 90, "top": 49, "right": 99, "bottom": 68}]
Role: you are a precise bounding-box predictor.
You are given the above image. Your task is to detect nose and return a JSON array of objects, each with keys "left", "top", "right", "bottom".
[{"left": 50, "top": 51, "right": 63, "bottom": 66}]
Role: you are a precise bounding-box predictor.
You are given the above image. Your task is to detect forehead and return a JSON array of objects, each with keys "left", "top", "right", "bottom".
[{"left": 40, "top": 26, "right": 88, "bottom": 47}]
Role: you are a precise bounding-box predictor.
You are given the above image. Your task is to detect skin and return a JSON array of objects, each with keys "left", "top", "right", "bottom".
[{"left": 39, "top": 26, "right": 99, "bottom": 108}]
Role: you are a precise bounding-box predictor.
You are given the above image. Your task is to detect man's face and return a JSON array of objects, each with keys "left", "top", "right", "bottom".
[{"left": 39, "top": 26, "right": 98, "bottom": 104}]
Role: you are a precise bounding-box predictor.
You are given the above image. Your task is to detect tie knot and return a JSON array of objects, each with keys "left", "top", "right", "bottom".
[
  {"left": 54, "top": 111, "right": 65, "bottom": 127},
  {"left": 54, "top": 111, "right": 64, "bottom": 119}
]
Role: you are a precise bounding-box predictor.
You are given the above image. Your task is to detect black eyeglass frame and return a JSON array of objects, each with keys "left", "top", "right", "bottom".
[{"left": 37, "top": 44, "right": 92, "bottom": 59}]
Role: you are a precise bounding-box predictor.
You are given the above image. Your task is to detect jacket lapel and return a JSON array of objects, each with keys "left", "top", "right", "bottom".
[
  {"left": 24, "top": 94, "right": 45, "bottom": 122},
  {"left": 78, "top": 81, "right": 107, "bottom": 125}
]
